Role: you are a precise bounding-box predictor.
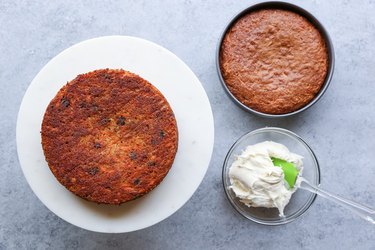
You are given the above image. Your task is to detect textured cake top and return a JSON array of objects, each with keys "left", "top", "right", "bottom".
[
  {"left": 41, "top": 69, "right": 178, "bottom": 204},
  {"left": 220, "top": 9, "right": 328, "bottom": 114}
]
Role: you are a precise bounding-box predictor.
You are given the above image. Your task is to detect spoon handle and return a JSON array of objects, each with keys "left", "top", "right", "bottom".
[{"left": 299, "top": 178, "right": 375, "bottom": 225}]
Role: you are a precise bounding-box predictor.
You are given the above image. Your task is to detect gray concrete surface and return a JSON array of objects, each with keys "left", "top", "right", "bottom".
[{"left": 1, "top": 0, "right": 374, "bottom": 249}]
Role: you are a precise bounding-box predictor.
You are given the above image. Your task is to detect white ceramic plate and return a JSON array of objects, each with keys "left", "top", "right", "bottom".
[{"left": 16, "top": 36, "right": 214, "bottom": 233}]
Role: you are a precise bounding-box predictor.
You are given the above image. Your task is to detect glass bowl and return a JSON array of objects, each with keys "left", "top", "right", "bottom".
[{"left": 222, "top": 127, "right": 321, "bottom": 225}]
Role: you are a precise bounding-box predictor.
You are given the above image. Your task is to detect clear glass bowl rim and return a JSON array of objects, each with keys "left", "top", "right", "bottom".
[{"left": 222, "top": 127, "right": 321, "bottom": 225}]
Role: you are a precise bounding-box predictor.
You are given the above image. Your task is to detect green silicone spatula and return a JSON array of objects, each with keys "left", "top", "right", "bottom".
[
  {"left": 271, "top": 157, "right": 299, "bottom": 188},
  {"left": 271, "top": 157, "right": 375, "bottom": 224}
]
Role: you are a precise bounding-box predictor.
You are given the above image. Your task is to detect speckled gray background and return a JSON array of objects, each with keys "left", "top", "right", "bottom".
[{"left": 1, "top": 0, "right": 374, "bottom": 249}]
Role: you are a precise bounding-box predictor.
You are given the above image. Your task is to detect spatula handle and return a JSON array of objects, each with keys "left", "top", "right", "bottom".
[{"left": 300, "top": 179, "right": 375, "bottom": 225}]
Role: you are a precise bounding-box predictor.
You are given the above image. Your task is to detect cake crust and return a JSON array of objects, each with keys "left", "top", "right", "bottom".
[
  {"left": 220, "top": 9, "right": 328, "bottom": 114},
  {"left": 41, "top": 69, "right": 178, "bottom": 204}
]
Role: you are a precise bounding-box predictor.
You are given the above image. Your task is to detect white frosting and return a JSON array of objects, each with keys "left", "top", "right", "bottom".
[{"left": 229, "top": 141, "right": 303, "bottom": 216}]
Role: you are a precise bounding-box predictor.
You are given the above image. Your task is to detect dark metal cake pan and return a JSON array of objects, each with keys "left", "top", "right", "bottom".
[{"left": 216, "top": 1, "right": 335, "bottom": 118}]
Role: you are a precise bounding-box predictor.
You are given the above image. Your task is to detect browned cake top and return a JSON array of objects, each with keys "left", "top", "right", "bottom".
[
  {"left": 41, "top": 69, "right": 178, "bottom": 204},
  {"left": 220, "top": 9, "right": 328, "bottom": 114}
]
